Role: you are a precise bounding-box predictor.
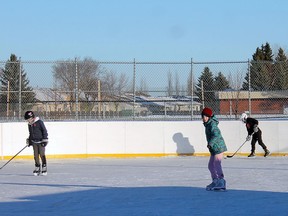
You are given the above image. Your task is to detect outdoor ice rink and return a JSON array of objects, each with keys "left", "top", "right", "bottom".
[{"left": 0, "top": 156, "right": 287, "bottom": 216}]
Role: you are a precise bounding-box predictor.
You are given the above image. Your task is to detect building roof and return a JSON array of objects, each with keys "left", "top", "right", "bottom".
[{"left": 217, "top": 90, "right": 288, "bottom": 100}]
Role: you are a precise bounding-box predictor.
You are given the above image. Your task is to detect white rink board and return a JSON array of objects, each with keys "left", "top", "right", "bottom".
[{"left": 0, "top": 120, "right": 287, "bottom": 158}]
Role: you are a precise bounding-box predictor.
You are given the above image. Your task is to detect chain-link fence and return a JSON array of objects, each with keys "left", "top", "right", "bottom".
[{"left": 0, "top": 58, "right": 288, "bottom": 121}]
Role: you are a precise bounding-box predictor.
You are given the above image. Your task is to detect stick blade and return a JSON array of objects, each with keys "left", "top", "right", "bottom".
[{"left": 226, "top": 155, "right": 233, "bottom": 158}]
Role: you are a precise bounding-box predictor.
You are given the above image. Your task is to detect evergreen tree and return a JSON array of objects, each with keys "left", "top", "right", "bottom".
[
  {"left": 0, "top": 54, "right": 36, "bottom": 116},
  {"left": 262, "top": 43, "right": 273, "bottom": 61},
  {"left": 273, "top": 48, "right": 288, "bottom": 90},
  {"left": 196, "top": 67, "right": 216, "bottom": 110},
  {"left": 214, "top": 72, "right": 230, "bottom": 90},
  {"left": 242, "top": 42, "right": 274, "bottom": 90}
]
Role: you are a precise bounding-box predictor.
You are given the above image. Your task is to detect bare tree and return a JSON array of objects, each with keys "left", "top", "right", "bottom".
[
  {"left": 101, "top": 69, "right": 129, "bottom": 113},
  {"left": 138, "top": 77, "right": 149, "bottom": 95},
  {"left": 77, "top": 58, "right": 102, "bottom": 112},
  {"left": 167, "top": 70, "right": 173, "bottom": 96},
  {"left": 52, "top": 57, "right": 101, "bottom": 112},
  {"left": 226, "top": 71, "right": 245, "bottom": 117},
  {"left": 174, "top": 72, "right": 180, "bottom": 96},
  {"left": 186, "top": 72, "right": 196, "bottom": 97}
]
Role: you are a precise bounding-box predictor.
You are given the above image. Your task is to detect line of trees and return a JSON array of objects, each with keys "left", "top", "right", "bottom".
[
  {"left": 242, "top": 43, "right": 288, "bottom": 90},
  {"left": 194, "top": 42, "right": 288, "bottom": 110}
]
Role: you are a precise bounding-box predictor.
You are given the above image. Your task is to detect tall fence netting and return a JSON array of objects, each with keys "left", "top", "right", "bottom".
[{"left": 0, "top": 59, "right": 287, "bottom": 121}]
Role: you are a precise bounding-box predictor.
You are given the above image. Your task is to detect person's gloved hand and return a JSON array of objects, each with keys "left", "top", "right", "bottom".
[
  {"left": 26, "top": 138, "right": 31, "bottom": 147},
  {"left": 41, "top": 139, "right": 48, "bottom": 147},
  {"left": 246, "top": 135, "right": 251, "bottom": 141},
  {"left": 207, "top": 144, "right": 213, "bottom": 151}
]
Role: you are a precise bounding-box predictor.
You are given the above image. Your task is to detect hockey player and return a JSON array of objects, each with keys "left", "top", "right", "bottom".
[
  {"left": 240, "top": 113, "right": 270, "bottom": 157},
  {"left": 201, "top": 107, "right": 227, "bottom": 191},
  {"left": 24, "top": 111, "right": 49, "bottom": 176}
]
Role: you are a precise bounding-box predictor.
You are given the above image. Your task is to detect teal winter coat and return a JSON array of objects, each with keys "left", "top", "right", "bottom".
[{"left": 203, "top": 115, "right": 227, "bottom": 155}]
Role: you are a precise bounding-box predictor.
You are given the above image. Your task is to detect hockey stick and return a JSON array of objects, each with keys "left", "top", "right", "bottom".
[
  {"left": 226, "top": 133, "right": 254, "bottom": 158},
  {"left": 226, "top": 140, "right": 247, "bottom": 158},
  {"left": 0, "top": 145, "right": 28, "bottom": 169}
]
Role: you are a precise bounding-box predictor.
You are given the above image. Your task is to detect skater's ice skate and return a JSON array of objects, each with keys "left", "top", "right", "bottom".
[
  {"left": 42, "top": 164, "right": 47, "bottom": 176},
  {"left": 206, "top": 179, "right": 218, "bottom": 191},
  {"left": 264, "top": 149, "right": 270, "bottom": 157},
  {"left": 33, "top": 166, "right": 41, "bottom": 176},
  {"left": 211, "top": 178, "right": 226, "bottom": 191}
]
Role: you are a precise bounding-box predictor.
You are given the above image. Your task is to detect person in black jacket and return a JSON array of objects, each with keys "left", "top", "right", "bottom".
[
  {"left": 240, "top": 113, "right": 270, "bottom": 157},
  {"left": 24, "top": 111, "right": 49, "bottom": 175}
]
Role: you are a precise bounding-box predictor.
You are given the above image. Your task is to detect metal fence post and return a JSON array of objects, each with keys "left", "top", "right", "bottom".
[
  {"left": 248, "top": 59, "right": 251, "bottom": 115},
  {"left": 18, "top": 57, "right": 22, "bottom": 119},
  {"left": 201, "top": 80, "right": 205, "bottom": 109},
  {"left": 190, "top": 58, "right": 194, "bottom": 120},
  {"left": 75, "top": 58, "right": 79, "bottom": 120},
  {"left": 164, "top": 101, "right": 167, "bottom": 118},
  {"left": 133, "top": 58, "right": 136, "bottom": 120}
]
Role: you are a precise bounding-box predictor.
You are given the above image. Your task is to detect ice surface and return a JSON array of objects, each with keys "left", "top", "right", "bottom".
[{"left": 0, "top": 156, "right": 287, "bottom": 216}]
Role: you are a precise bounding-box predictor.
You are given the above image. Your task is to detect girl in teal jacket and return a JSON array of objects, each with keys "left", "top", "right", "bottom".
[{"left": 202, "top": 107, "right": 227, "bottom": 191}]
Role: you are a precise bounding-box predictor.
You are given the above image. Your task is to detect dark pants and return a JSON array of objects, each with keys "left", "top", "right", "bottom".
[
  {"left": 251, "top": 129, "right": 267, "bottom": 153},
  {"left": 32, "top": 144, "right": 46, "bottom": 167}
]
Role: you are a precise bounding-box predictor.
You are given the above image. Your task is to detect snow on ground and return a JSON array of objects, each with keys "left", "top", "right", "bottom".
[{"left": 0, "top": 156, "right": 287, "bottom": 216}]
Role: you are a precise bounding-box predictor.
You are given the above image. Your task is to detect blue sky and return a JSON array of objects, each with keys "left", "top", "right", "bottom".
[{"left": 1, "top": 0, "right": 288, "bottom": 62}]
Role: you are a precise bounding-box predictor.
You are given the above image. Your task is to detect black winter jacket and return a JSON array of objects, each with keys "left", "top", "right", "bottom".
[
  {"left": 245, "top": 117, "right": 258, "bottom": 135},
  {"left": 28, "top": 117, "right": 48, "bottom": 142}
]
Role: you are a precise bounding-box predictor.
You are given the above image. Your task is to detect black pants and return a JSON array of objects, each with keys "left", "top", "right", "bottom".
[
  {"left": 32, "top": 144, "right": 47, "bottom": 167},
  {"left": 251, "top": 129, "right": 267, "bottom": 153}
]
